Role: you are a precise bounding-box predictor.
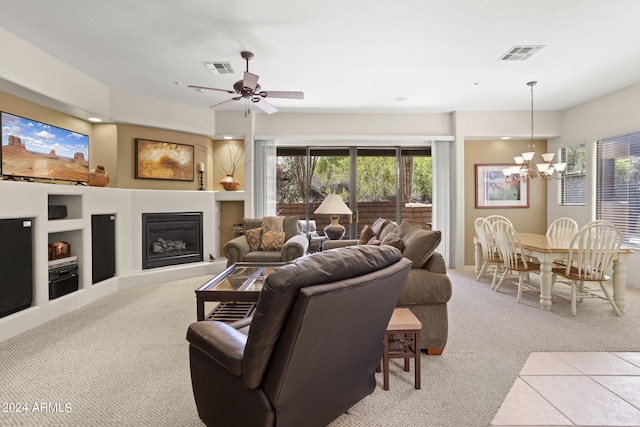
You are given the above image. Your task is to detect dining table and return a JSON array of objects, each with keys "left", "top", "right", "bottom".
[{"left": 473, "top": 232, "right": 634, "bottom": 313}]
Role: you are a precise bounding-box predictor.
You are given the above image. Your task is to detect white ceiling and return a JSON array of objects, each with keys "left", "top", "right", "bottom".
[{"left": 2, "top": 0, "right": 640, "bottom": 114}]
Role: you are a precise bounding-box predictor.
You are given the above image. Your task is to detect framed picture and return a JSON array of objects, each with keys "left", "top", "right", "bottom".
[
  {"left": 135, "top": 139, "right": 194, "bottom": 181},
  {"left": 475, "top": 164, "right": 529, "bottom": 209}
]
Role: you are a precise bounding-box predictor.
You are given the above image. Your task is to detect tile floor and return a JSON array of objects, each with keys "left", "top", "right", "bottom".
[{"left": 491, "top": 352, "right": 640, "bottom": 426}]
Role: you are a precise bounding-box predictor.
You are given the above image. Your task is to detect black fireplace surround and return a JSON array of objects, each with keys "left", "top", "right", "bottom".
[{"left": 142, "top": 212, "right": 203, "bottom": 269}]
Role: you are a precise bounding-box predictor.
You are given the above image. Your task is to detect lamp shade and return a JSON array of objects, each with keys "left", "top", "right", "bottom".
[{"left": 314, "top": 195, "right": 353, "bottom": 215}]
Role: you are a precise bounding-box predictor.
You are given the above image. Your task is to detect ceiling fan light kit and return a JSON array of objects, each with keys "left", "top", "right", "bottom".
[{"left": 187, "top": 51, "right": 303, "bottom": 114}]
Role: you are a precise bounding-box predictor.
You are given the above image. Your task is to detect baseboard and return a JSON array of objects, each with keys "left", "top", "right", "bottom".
[{"left": 118, "top": 260, "right": 226, "bottom": 289}]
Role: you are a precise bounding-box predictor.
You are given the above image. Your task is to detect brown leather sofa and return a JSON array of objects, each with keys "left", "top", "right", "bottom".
[
  {"left": 323, "top": 218, "right": 452, "bottom": 355},
  {"left": 186, "top": 245, "right": 412, "bottom": 427}
]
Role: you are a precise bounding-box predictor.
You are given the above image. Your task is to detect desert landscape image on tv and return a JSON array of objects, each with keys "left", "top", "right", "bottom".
[{"left": 1, "top": 112, "right": 89, "bottom": 182}]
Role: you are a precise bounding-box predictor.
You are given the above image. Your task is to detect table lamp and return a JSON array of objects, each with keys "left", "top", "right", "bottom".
[{"left": 314, "top": 195, "right": 353, "bottom": 240}]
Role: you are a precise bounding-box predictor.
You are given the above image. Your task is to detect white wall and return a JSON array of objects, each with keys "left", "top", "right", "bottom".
[
  {"left": 547, "top": 82, "right": 640, "bottom": 289},
  {"left": 3, "top": 24, "right": 639, "bottom": 287},
  {"left": 254, "top": 112, "right": 453, "bottom": 137},
  {"left": 219, "top": 110, "right": 566, "bottom": 270},
  {"left": 0, "top": 27, "right": 215, "bottom": 136},
  {"left": 0, "top": 181, "right": 223, "bottom": 342}
]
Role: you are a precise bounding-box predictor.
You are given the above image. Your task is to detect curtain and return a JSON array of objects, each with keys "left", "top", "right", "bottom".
[
  {"left": 432, "top": 140, "right": 454, "bottom": 267},
  {"left": 254, "top": 139, "right": 276, "bottom": 217}
]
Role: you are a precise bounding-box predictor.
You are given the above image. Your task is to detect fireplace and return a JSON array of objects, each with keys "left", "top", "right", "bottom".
[{"left": 142, "top": 212, "right": 203, "bottom": 269}]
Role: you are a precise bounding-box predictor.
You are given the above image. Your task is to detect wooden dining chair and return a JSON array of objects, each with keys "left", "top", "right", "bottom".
[
  {"left": 492, "top": 220, "right": 541, "bottom": 301},
  {"left": 547, "top": 218, "right": 579, "bottom": 282},
  {"left": 546, "top": 217, "right": 579, "bottom": 239},
  {"left": 474, "top": 217, "right": 502, "bottom": 287},
  {"left": 485, "top": 215, "right": 512, "bottom": 226},
  {"left": 550, "top": 222, "right": 622, "bottom": 316}
]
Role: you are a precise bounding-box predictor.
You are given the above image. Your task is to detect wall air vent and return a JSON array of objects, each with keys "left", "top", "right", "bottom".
[
  {"left": 498, "top": 45, "right": 545, "bottom": 61},
  {"left": 203, "top": 61, "right": 235, "bottom": 74}
]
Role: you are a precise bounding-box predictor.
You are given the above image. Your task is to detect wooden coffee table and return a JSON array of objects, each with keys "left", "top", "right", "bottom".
[
  {"left": 380, "top": 308, "right": 422, "bottom": 390},
  {"left": 195, "top": 262, "right": 287, "bottom": 322}
]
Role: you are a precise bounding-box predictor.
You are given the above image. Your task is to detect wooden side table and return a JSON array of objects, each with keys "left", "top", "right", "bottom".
[{"left": 381, "top": 308, "right": 422, "bottom": 390}]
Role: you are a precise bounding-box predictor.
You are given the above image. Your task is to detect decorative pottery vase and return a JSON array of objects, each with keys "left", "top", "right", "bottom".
[
  {"left": 219, "top": 174, "right": 240, "bottom": 191},
  {"left": 323, "top": 215, "right": 346, "bottom": 240},
  {"left": 89, "top": 165, "right": 110, "bottom": 187}
]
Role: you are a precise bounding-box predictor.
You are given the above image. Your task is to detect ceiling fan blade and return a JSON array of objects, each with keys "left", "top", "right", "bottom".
[
  {"left": 187, "top": 84, "right": 235, "bottom": 94},
  {"left": 243, "top": 72, "right": 259, "bottom": 90},
  {"left": 210, "top": 97, "right": 241, "bottom": 109},
  {"left": 260, "top": 90, "right": 304, "bottom": 99},
  {"left": 252, "top": 98, "right": 278, "bottom": 114}
]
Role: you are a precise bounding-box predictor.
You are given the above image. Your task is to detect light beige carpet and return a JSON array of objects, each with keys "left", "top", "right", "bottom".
[{"left": 1, "top": 266, "right": 639, "bottom": 427}]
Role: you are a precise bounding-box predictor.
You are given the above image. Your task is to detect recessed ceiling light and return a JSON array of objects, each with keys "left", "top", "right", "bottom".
[
  {"left": 88, "top": 117, "right": 102, "bottom": 123},
  {"left": 501, "top": 136, "right": 511, "bottom": 140}
]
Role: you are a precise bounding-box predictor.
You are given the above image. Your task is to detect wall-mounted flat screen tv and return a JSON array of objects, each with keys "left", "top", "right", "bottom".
[{"left": 1, "top": 112, "right": 89, "bottom": 183}]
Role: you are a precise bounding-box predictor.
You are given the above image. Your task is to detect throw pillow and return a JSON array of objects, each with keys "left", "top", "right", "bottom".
[
  {"left": 262, "top": 216, "right": 284, "bottom": 232},
  {"left": 358, "top": 224, "right": 376, "bottom": 245},
  {"left": 398, "top": 220, "right": 442, "bottom": 269},
  {"left": 381, "top": 233, "right": 404, "bottom": 251},
  {"left": 282, "top": 215, "right": 300, "bottom": 241},
  {"left": 243, "top": 218, "right": 263, "bottom": 233},
  {"left": 379, "top": 221, "right": 399, "bottom": 241},
  {"left": 259, "top": 229, "right": 286, "bottom": 251},
  {"left": 367, "top": 237, "right": 381, "bottom": 246},
  {"left": 371, "top": 217, "right": 390, "bottom": 237},
  {"left": 245, "top": 227, "right": 263, "bottom": 251}
]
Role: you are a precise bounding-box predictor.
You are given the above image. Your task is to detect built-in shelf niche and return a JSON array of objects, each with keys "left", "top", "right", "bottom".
[
  {"left": 48, "top": 229, "right": 82, "bottom": 284},
  {"left": 48, "top": 194, "right": 82, "bottom": 220}
]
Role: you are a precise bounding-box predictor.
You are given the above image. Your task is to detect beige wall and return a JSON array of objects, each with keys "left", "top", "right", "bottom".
[
  {"left": 91, "top": 124, "right": 118, "bottom": 187},
  {"left": 114, "top": 124, "right": 211, "bottom": 190},
  {"left": 1, "top": 89, "right": 218, "bottom": 191},
  {"left": 1, "top": 90, "right": 93, "bottom": 158},
  {"left": 464, "top": 139, "right": 549, "bottom": 265},
  {"left": 211, "top": 139, "right": 245, "bottom": 191}
]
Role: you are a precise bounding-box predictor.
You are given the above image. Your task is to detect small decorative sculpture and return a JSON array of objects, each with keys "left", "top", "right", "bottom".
[{"left": 88, "top": 165, "right": 110, "bottom": 187}]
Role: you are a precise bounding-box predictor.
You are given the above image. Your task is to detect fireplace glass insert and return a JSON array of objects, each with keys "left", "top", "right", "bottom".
[{"left": 142, "top": 212, "right": 203, "bottom": 269}]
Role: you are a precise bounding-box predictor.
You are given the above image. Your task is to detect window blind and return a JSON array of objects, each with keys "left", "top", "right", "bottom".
[
  {"left": 596, "top": 132, "right": 640, "bottom": 247},
  {"left": 560, "top": 144, "right": 586, "bottom": 205}
]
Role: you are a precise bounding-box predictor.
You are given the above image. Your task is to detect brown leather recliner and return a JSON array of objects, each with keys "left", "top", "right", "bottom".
[{"left": 186, "top": 245, "right": 412, "bottom": 427}]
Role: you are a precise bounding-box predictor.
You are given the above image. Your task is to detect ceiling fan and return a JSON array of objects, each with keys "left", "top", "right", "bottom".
[{"left": 188, "top": 51, "right": 304, "bottom": 114}]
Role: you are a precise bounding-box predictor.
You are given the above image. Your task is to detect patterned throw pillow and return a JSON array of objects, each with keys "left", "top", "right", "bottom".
[
  {"left": 259, "top": 229, "right": 286, "bottom": 251},
  {"left": 245, "top": 227, "right": 263, "bottom": 251}
]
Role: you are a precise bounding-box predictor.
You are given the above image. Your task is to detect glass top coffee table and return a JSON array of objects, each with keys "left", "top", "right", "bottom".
[{"left": 195, "top": 262, "right": 287, "bottom": 322}]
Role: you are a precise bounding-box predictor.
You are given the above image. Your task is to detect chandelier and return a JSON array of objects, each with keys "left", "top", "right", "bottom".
[{"left": 503, "top": 81, "right": 566, "bottom": 183}]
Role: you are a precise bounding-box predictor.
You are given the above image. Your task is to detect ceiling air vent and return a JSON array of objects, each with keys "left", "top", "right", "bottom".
[
  {"left": 203, "top": 61, "right": 235, "bottom": 74},
  {"left": 498, "top": 45, "right": 545, "bottom": 61}
]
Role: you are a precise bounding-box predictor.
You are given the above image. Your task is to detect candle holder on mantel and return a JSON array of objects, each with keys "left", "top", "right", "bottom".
[{"left": 198, "top": 170, "right": 205, "bottom": 191}]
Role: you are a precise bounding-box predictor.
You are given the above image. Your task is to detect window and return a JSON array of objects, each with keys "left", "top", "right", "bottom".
[
  {"left": 560, "top": 144, "right": 586, "bottom": 205},
  {"left": 596, "top": 131, "right": 640, "bottom": 247},
  {"left": 275, "top": 146, "right": 432, "bottom": 238}
]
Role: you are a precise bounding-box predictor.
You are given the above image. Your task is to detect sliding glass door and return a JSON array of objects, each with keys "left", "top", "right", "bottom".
[{"left": 276, "top": 145, "right": 432, "bottom": 240}]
